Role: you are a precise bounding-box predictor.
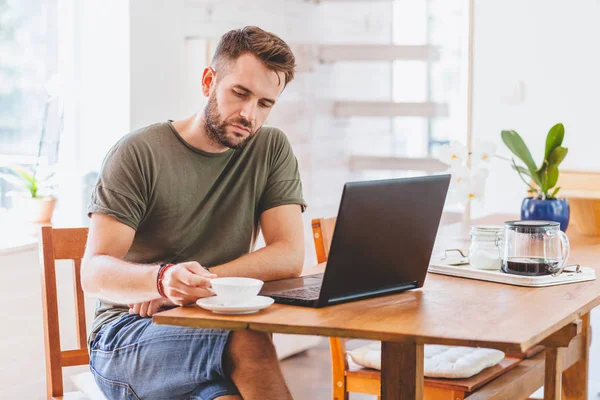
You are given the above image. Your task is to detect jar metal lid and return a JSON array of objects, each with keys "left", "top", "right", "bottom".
[
  {"left": 470, "top": 225, "right": 504, "bottom": 235},
  {"left": 504, "top": 220, "right": 559, "bottom": 233}
]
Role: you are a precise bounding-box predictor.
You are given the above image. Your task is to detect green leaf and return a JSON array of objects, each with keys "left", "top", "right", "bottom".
[
  {"left": 550, "top": 186, "right": 561, "bottom": 199},
  {"left": 0, "top": 173, "right": 28, "bottom": 188},
  {"left": 546, "top": 164, "right": 559, "bottom": 190},
  {"left": 8, "top": 166, "right": 36, "bottom": 185},
  {"left": 548, "top": 146, "right": 568, "bottom": 166},
  {"left": 511, "top": 164, "right": 531, "bottom": 177},
  {"left": 511, "top": 158, "right": 539, "bottom": 194},
  {"left": 501, "top": 130, "right": 539, "bottom": 178},
  {"left": 544, "top": 123, "right": 565, "bottom": 161}
]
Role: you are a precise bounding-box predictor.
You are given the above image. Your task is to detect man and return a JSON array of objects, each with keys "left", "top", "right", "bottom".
[{"left": 81, "top": 26, "right": 306, "bottom": 400}]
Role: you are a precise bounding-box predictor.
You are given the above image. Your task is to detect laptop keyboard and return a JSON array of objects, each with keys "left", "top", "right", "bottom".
[{"left": 273, "top": 285, "right": 322, "bottom": 300}]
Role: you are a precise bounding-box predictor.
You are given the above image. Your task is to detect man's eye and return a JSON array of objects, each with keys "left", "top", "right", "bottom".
[
  {"left": 259, "top": 102, "right": 270, "bottom": 108},
  {"left": 233, "top": 90, "right": 245, "bottom": 98}
]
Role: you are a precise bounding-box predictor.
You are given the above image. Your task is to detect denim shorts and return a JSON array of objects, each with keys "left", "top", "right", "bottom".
[{"left": 89, "top": 313, "right": 240, "bottom": 400}]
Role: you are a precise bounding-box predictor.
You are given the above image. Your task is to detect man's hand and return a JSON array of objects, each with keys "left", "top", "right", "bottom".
[
  {"left": 128, "top": 298, "right": 175, "bottom": 317},
  {"left": 161, "top": 261, "right": 217, "bottom": 306}
]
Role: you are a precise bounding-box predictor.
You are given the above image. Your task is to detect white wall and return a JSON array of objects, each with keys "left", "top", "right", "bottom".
[
  {"left": 77, "top": 0, "right": 131, "bottom": 174},
  {"left": 471, "top": 0, "right": 600, "bottom": 218},
  {"left": 472, "top": 1, "right": 600, "bottom": 394},
  {"left": 125, "top": 0, "right": 397, "bottom": 265}
]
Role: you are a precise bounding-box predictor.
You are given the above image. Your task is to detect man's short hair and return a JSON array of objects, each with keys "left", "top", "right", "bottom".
[{"left": 211, "top": 26, "right": 296, "bottom": 88}]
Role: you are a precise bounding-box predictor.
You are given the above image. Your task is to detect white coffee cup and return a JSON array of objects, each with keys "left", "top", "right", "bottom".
[{"left": 209, "top": 277, "right": 264, "bottom": 305}]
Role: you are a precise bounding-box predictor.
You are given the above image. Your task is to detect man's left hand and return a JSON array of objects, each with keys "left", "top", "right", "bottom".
[{"left": 128, "top": 298, "right": 175, "bottom": 317}]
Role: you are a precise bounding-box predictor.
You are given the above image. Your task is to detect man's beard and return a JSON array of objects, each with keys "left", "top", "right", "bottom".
[{"left": 203, "top": 93, "right": 255, "bottom": 150}]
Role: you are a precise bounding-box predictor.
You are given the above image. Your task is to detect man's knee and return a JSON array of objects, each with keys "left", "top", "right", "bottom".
[{"left": 224, "top": 330, "right": 277, "bottom": 374}]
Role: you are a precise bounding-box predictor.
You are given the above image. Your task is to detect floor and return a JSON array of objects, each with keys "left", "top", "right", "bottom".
[{"left": 281, "top": 339, "right": 374, "bottom": 400}]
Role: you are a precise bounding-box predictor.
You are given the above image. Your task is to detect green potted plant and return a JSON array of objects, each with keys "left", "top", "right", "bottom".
[
  {"left": 501, "top": 123, "right": 569, "bottom": 231},
  {"left": 0, "top": 74, "right": 62, "bottom": 224},
  {"left": 0, "top": 165, "right": 56, "bottom": 223}
]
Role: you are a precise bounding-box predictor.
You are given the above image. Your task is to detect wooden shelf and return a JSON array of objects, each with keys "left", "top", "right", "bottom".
[
  {"left": 318, "top": 44, "right": 439, "bottom": 63},
  {"left": 333, "top": 101, "right": 448, "bottom": 118},
  {"left": 349, "top": 156, "right": 448, "bottom": 172}
]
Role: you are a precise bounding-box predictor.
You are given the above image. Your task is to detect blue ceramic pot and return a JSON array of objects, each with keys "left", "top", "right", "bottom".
[{"left": 520, "top": 198, "right": 570, "bottom": 232}]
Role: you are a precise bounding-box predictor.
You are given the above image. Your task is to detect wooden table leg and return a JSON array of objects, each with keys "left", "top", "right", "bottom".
[
  {"left": 562, "top": 313, "right": 590, "bottom": 400},
  {"left": 381, "top": 341, "right": 424, "bottom": 400},
  {"left": 545, "top": 347, "right": 564, "bottom": 400}
]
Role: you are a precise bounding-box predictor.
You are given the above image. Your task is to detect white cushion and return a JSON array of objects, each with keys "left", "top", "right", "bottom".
[
  {"left": 273, "top": 333, "right": 323, "bottom": 360},
  {"left": 71, "top": 371, "right": 107, "bottom": 400},
  {"left": 347, "top": 342, "right": 505, "bottom": 379}
]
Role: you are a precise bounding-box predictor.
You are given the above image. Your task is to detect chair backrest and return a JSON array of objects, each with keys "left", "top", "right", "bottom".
[
  {"left": 39, "top": 226, "right": 89, "bottom": 399},
  {"left": 528, "top": 170, "right": 600, "bottom": 195},
  {"left": 311, "top": 217, "right": 337, "bottom": 264},
  {"left": 558, "top": 170, "right": 600, "bottom": 193}
]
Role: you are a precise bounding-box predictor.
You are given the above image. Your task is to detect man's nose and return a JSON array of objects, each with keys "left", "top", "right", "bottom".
[{"left": 240, "top": 101, "right": 257, "bottom": 124}]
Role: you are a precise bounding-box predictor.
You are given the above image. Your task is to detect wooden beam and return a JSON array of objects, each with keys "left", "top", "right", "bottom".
[
  {"left": 349, "top": 155, "right": 448, "bottom": 173},
  {"left": 333, "top": 101, "right": 448, "bottom": 118},
  {"left": 318, "top": 45, "right": 439, "bottom": 62},
  {"left": 540, "top": 320, "right": 582, "bottom": 348}
]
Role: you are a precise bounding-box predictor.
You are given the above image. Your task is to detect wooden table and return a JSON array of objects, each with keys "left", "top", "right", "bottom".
[{"left": 154, "top": 216, "right": 600, "bottom": 399}]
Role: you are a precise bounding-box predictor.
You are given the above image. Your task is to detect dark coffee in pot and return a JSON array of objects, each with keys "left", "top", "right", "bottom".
[{"left": 502, "top": 257, "right": 560, "bottom": 276}]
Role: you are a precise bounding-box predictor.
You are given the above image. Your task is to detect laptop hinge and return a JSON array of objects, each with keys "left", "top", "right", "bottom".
[{"left": 326, "top": 281, "right": 418, "bottom": 305}]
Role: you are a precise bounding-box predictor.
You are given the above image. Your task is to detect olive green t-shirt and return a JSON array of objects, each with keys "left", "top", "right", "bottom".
[{"left": 87, "top": 121, "right": 306, "bottom": 343}]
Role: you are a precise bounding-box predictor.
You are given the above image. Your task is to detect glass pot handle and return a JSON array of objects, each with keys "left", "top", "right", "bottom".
[{"left": 551, "top": 231, "right": 571, "bottom": 276}]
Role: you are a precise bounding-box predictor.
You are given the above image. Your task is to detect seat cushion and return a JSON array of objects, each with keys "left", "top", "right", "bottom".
[
  {"left": 347, "top": 342, "right": 505, "bottom": 379},
  {"left": 70, "top": 371, "right": 107, "bottom": 400}
]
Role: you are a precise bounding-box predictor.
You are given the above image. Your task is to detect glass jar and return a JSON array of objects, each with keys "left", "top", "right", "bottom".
[{"left": 469, "top": 225, "right": 504, "bottom": 270}]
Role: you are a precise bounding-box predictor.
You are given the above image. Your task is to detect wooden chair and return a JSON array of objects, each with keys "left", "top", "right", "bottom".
[
  {"left": 39, "top": 226, "right": 106, "bottom": 400},
  {"left": 558, "top": 170, "right": 600, "bottom": 236},
  {"left": 311, "top": 217, "right": 543, "bottom": 400},
  {"left": 527, "top": 170, "right": 600, "bottom": 235}
]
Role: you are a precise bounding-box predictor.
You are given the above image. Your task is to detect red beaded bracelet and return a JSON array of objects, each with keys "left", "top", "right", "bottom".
[{"left": 157, "top": 263, "right": 175, "bottom": 298}]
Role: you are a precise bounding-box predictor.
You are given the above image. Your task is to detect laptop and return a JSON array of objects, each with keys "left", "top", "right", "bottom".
[{"left": 260, "top": 174, "right": 451, "bottom": 308}]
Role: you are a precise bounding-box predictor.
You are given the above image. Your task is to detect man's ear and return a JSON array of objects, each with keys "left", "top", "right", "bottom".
[{"left": 201, "top": 67, "right": 216, "bottom": 97}]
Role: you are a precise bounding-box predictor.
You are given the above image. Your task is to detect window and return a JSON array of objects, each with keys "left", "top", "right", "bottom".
[{"left": 0, "top": 0, "right": 58, "bottom": 208}]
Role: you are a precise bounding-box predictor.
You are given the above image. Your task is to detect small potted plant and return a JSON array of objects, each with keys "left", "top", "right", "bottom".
[
  {"left": 0, "top": 74, "right": 62, "bottom": 224},
  {"left": 501, "top": 123, "right": 569, "bottom": 231},
  {"left": 1, "top": 165, "right": 56, "bottom": 223}
]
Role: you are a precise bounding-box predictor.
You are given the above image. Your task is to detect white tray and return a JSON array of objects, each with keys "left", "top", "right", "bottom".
[{"left": 428, "top": 260, "right": 596, "bottom": 287}]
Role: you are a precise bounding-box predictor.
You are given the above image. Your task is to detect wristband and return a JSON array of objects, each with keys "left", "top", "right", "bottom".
[{"left": 157, "top": 263, "right": 175, "bottom": 298}]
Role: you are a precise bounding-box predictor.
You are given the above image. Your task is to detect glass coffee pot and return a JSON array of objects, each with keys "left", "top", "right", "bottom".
[{"left": 500, "top": 221, "right": 570, "bottom": 276}]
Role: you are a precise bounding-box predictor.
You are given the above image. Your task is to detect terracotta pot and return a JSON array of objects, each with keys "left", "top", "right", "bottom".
[{"left": 13, "top": 196, "right": 57, "bottom": 223}]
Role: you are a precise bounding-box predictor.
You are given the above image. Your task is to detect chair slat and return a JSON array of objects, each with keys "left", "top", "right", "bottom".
[
  {"left": 52, "top": 228, "right": 88, "bottom": 260},
  {"left": 40, "top": 226, "right": 64, "bottom": 398},
  {"left": 61, "top": 349, "right": 91, "bottom": 367},
  {"left": 73, "top": 259, "right": 88, "bottom": 349}
]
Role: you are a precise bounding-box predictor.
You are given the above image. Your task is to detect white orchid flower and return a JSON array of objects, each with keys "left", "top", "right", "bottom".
[
  {"left": 447, "top": 165, "right": 471, "bottom": 189},
  {"left": 438, "top": 141, "right": 468, "bottom": 166},
  {"left": 461, "top": 168, "right": 488, "bottom": 203},
  {"left": 472, "top": 140, "right": 497, "bottom": 163},
  {"left": 445, "top": 167, "right": 488, "bottom": 206}
]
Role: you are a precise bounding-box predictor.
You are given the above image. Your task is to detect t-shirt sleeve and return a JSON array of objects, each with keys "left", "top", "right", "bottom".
[
  {"left": 87, "top": 138, "right": 149, "bottom": 231},
  {"left": 258, "top": 130, "right": 307, "bottom": 214}
]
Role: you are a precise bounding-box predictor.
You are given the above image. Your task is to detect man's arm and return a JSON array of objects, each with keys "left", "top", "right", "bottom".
[
  {"left": 81, "top": 213, "right": 214, "bottom": 305},
  {"left": 209, "top": 204, "right": 304, "bottom": 281}
]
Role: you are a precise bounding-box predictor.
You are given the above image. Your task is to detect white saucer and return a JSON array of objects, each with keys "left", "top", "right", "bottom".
[{"left": 196, "top": 296, "right": 274, "bottom": 315}]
